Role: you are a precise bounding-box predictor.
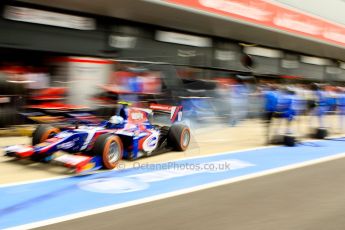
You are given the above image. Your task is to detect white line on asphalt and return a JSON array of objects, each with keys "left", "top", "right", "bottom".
[{"left": 5, "top": 151, "right": 345, "bottom": 230}]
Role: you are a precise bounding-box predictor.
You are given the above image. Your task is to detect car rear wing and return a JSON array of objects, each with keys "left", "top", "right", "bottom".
[{"left": 149, "top": 103, "right": 182, "bottom": 123}]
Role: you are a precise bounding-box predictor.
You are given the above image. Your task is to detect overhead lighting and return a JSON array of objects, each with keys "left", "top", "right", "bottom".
[
  {"left": 239, "top": 43, "right": 257, "bottom": 47},
  {"left": 109, "top": 36, "right": 137, "bottom": 49},
  {"left": 0, "top": 97, "right": 10, "bottom": 103},
  {"left": 300, "top": 55, "right": 332, "bottom": 65},
  {"left": 281, "top": 59, "right": 299, "bottom": 69},
  {"left": 243, "top": 46, "right": 283, "bottom": 58},
  {"left": 4, "top": 5, "right": 96, "bottom": 30},
  {"left": 155, "top": 31, "right": 212, "bottom": 47},
  {"left": 6, "top": 80, "right": 35, "bottom": 84},
  {"left": 339, "top": 62, "right": 345, "bottom": 70},
  {"left": 215, "top": 50, "right": 236, "bottom": 61},
  {"left": 325, "top": 66, "right": 342, "bottom": 74}
]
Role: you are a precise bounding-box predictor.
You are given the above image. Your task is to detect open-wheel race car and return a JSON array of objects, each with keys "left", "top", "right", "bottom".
[{"left": 4, "top": 103, "right": 191, "bottom": 173}]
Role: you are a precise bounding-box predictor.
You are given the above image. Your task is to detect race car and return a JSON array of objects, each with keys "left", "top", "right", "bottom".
[{"left": 4, "top": 104, "right": 190, "bottom": 173}]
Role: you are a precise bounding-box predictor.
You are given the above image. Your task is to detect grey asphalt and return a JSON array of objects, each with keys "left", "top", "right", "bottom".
[{"left": 36, "top": 156, "right": 345, "bottom": 230}]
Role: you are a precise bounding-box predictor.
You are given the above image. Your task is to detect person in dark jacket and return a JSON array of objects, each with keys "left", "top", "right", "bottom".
[{"left": 263, "top": 84, "right": 278, "bottom": 144}]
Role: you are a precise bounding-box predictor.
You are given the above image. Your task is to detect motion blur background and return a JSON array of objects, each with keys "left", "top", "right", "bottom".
[{"left": 2, "top": 0, "right": 345, "bottom": 133}]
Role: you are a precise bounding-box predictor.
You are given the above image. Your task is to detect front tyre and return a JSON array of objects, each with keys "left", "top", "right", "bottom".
[
  {"left": 168, "top": 124, "right": 191, "bottom": 151},
  {"left": 93, "top": 134, "right": 123, "bottom": 169},
  {"left": 32, "top": 124, "right": 60, "bottom": 145}
]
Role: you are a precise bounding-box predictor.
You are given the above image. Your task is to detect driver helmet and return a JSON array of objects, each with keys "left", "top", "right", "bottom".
[{"left": 109, "top": 115, "right": 124, "bottom": 125}]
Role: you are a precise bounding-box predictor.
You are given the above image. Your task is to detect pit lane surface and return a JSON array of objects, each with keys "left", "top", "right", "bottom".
[
  {"left": 38, "top": 155, "right": 345, "bottom": 230},
  {"left": 2, "top": 138, "right": 345, "bottom": 229},
  {"left": 1, "top": 118, "right": 345, "bottom": 229}
]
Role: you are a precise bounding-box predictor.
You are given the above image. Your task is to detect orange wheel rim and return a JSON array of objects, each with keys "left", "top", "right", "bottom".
[{"left": 40, "top": 128, "right": 60, "bottom": 142}]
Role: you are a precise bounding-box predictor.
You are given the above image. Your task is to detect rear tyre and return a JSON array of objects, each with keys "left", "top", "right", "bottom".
[
  {"left": 32, "top": 124, "right": 60, "bottom": 145},
  {"left": 93, "top": 133, "right": 123, "bottom": 169},
  {"left": 168, "top": 124, "right": 191, "bottom": 151}
]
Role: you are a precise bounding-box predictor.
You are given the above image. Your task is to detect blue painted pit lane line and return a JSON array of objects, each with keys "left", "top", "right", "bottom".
[{"left": 1, "top": 140, "right": 345, "bottom": 229}]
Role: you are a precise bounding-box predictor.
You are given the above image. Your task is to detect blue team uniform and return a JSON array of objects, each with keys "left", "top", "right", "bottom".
[
  {"left": 264, "top": 90, "right": 278, "bottom": 113},
  {"left": 337, "top": 93, "right": 345, "bottom": 115},
  {"left": 277, "top": 91, "right": 295, "bottom": 121},
  {"left": 291, "top": 92, "right": 306, "bottom": 116},
  {"left": 315, "top": 90, "right": 328, "bottom": 116}
]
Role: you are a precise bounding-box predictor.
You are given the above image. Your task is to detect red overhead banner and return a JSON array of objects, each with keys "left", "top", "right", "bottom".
[{"left": 166, "top": 0, "right": 345, "bottom": 47}]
